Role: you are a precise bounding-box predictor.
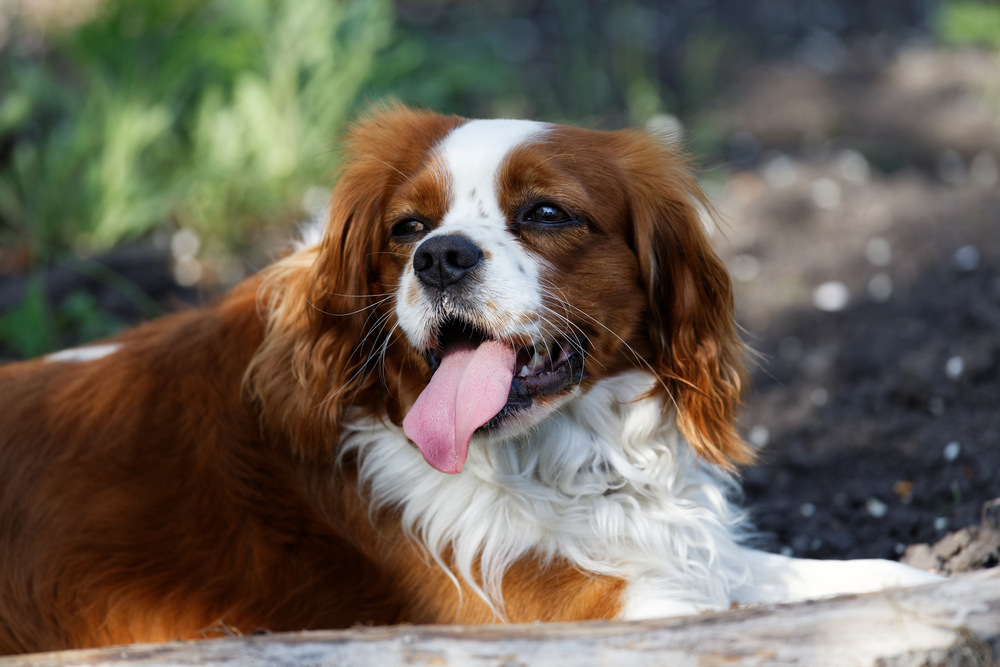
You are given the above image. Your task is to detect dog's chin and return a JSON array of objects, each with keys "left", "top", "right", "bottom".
[{"left": 415, "top": 316, "right": 587, "bottom": 440}]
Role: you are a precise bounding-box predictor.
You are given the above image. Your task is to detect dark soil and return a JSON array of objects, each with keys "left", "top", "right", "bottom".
[{"left": 706, "top": 46, "right": 1000, "bottom": 566}]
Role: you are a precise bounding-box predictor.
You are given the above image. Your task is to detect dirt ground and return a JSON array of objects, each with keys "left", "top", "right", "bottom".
[
  {"left": 705, "top": 46, "right": 1000, "bottom": 568},
  {"left": 1, "top": 45, "right": 997, "bottom": 572}
]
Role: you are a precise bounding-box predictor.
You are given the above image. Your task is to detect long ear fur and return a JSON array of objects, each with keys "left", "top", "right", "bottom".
[
  {"left": 619, "top": 131, "right": 754, "bottom": 468},
  {"left": 245, "top": 104, "right": 463, "bottom": 459}
]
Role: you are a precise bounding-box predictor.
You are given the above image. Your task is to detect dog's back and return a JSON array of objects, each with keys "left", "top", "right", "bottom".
[{"left": 0, "top": 281, "right": 374, "bottom": 651}]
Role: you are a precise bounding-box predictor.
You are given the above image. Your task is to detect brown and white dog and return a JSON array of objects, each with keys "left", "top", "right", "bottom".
[{"left": 0, "top": 105, "right": 937, "bottom": 654}]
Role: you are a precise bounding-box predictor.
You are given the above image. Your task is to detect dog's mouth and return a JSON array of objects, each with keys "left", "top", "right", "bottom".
[{"left": 402, "top": 317, "right": 585, "bottom": 474}]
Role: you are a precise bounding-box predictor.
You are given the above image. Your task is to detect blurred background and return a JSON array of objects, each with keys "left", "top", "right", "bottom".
[{"left": 0, "top": 0, "right": 998, "bottom": 566}]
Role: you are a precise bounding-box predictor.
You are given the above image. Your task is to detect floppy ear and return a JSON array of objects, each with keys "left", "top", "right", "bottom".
[
  {"left": 246, "top": 104, "right": 463, "bottom": 459},
  {"left": 619, "top": 131, "right": 753, "bottom": 468}
]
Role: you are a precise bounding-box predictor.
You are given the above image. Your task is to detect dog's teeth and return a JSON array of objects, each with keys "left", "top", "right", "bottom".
[
  {"left": 519, "top": 365, "right": 531, "bottom": 377},
  {"left": 530, "top": 350, "right": 547, "bottom": 370}
]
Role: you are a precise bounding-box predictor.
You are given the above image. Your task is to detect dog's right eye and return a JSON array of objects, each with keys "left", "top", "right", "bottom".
[{"left": 391, "top": 219, "right": 425, "bottom": 238}]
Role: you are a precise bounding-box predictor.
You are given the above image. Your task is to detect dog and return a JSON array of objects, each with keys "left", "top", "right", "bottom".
[{"left": 0, "top": 105, "right": 939, "bottom": 653}]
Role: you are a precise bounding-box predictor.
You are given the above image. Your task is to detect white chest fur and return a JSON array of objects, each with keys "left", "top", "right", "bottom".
[{"left": 340, "top": 371, "right": 754, "bottom": 618}]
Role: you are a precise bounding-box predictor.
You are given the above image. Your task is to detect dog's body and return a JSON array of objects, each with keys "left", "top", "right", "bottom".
[{"left": 0, "top": 107, "right": 937, "bottom": 653}]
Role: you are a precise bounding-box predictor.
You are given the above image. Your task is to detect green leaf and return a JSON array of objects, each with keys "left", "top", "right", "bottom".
[{"left": 0, "top": 277, "right": 57, "bottom": 359}]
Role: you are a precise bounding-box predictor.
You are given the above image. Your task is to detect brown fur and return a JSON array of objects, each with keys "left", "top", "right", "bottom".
[{"left": 0, "top": 105, "right": 746, "bottom": 654}]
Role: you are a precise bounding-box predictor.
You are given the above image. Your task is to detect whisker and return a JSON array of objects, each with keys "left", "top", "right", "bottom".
[
  {"left": 353, "top": 150, "right": 414, "bottom": 184},
  {"left": 314, "top": 307, "right": 397, "bottom": 409},
  {"left": 317, "top": 289, "right": 393, "bottom": 298},
  {"left": 538, "top": 279, "right": 679, "bottom": 411},
  {"left": 307, "top": 295, "right": 393, "bottom": 317}
]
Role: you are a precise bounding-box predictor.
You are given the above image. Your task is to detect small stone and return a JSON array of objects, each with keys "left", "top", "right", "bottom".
[
  {"left": 779, "top": 546, "right": 794, "bottom": 557},
  {"left": 868, "top": 273, "right": 892, "bottom": 303},
  {"left": 894, "top": 542, "right": 906, "bottom": 555},
  {"left": 810, "top": 178, "right": 842, "bottom": 209},
  {"left": 809, "top": 388, "right": 828, "bottom": 406},
  {"left": 954, "top": 245, "right": 980, "bottom": 272},
  {"left": 800, "top": 502, "right": 816, "bottom": 518},
  {"left": 749, "top": 425, "right": 770, "bottom": 448},
  {"left": 866, "top": 497, "right": 888, "bottom": 518},
  {"left": 763, "top": 155, "right": 798, "bottom": 188},
  {"left": 943, "top": 441, "right": 961, "bottom": 462},
  {"left": 865, "top": 238, "right": 892, "bottom": 266},
  {"left": 837, "top": 149, "right": 871, "bottom": 184},
  {"left": 170, "top": 228, "right": 201, "bottom": 261},
  {"left": 814, "top": 281, "right": 850, "bottom": 312},
  {"left": 173, "top": 257, "right": 203, "bottom": 287},
  {"left": 810, "top": 538, "right": 823, "bottom": 551},
  {"left": 934, "top": 517, "right": 949, "bottom": 531},
  {"left": 945, "top": 356, "right": 964, "bottom": 380}
]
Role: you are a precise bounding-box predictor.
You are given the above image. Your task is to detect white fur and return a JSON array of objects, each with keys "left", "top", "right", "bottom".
[
  {"left": 342, "top": 371, "right": 753, "bottom": 619},
  {"left": 345, "top": 369, "right": 941, "bottom": 619},
  {"left": 730, "top": 548, "right": 942, "bottom": 607},
  {"left": 395, "top": 119, "right": 551, "bottom": 350},
  {"left": 291, "top": 207, "right": 329, "bottom": 251},
  {"left": 46, "top": 344, "right": 122, "bottom": 363}
]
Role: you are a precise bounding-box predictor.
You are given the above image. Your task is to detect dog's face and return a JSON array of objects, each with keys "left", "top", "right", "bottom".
[
  {"left": 267, "top": 105, "right": 750, "bottom": 472},
  {"left": 389, "top": 119, "right": 657, "bottom": 472}
]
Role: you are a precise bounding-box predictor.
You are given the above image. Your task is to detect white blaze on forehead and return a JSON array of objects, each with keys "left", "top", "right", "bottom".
[
  {"left": 435, "top": 119, "right": 549, "bottom": 223},
  {"left": 46, "top": 343, "right": 122, "bottom": 363},
  {"left": 414, "top": 119, "right": 550, "bottom": 339}
]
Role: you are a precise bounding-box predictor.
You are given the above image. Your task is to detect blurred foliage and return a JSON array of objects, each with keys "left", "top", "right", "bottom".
[
  {"left": 939, "top": 0, "right": 1000, "bottom": 50},
  {"left": 364, "top": 1, "right": 731, "bottom": 128},
  {"left": 0, "top": 277, "right": 53, "bottom": 357},
  {"left": 0, "top": 0, "right": 948, "bottom": 359},
  {"left": 0, "top": 0, "right": 392, "bottom": 258},
  {"left": 365, "top": 0, "right": 935, "bottom": 158},
  {"left": 0, "top": 277, "right": 124, "bottom": 358}
]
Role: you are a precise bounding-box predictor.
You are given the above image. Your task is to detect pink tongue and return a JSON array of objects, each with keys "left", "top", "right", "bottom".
[{"left": 403, "top": 339, "right": 516, "bottom": 474}]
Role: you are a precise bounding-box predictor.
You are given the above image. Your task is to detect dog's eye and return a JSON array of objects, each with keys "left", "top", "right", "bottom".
[
  {"left": 391, "top": 219, "right": 425, "bottom": 238},
  {"left": 524, "top": 204, "right": 572, "bottom": 225}
]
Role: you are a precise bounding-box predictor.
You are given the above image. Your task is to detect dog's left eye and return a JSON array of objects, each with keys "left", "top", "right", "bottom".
[
  {"left": 524, "top": 204, "right": 572, "bottom": 225},
  {"left": 391, "top": 219, "right": 426, "bottom": 238}
]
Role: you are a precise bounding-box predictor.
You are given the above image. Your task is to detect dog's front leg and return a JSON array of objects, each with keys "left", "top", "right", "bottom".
[{"left": 731, "top": 546, "right": 944, "bottom": 606}]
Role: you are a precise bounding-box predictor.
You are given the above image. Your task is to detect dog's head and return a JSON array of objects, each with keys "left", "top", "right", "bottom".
[{"left": 249, "top": 104, "right": 751, "bottom": 472}]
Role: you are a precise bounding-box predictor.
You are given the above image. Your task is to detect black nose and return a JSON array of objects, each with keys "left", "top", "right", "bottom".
[{"left": 413, "top": 235, "right": 483, "bottom": 290}]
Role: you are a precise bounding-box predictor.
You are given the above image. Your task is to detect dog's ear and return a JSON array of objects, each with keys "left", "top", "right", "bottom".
[
  {"left": 618, "top": 130, "right": 753, "bottom": 468},
  {"left": 247, "top": 104, "right": 463, "bottom": 458}
]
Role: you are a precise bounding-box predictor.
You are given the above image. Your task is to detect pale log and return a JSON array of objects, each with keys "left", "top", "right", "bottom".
[{"left": 2, "top": 568, "right": 997, "bottom": 667}]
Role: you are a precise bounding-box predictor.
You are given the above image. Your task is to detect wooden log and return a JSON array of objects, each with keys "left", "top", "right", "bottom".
[{"left": 2, "top": 568, "right": 998, "bottom": 667}]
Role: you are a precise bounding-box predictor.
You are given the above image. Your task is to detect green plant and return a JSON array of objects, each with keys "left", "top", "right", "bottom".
[
  {"left": 0, "top": 0, "right": 392, "bottom": 258},
  {"left": 0, "top": 275, "right": 128, "bottom": 360},
  {"left": 0, "top": 277, "right": 56, "bottom": 359},
  {"left": 938, "top": 0, "right": 1000, "bottom": 50}
]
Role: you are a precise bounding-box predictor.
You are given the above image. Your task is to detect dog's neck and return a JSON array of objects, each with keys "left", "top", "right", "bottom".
[{"left": 339, "top": 370, "right": 750, "bottom": 617}]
